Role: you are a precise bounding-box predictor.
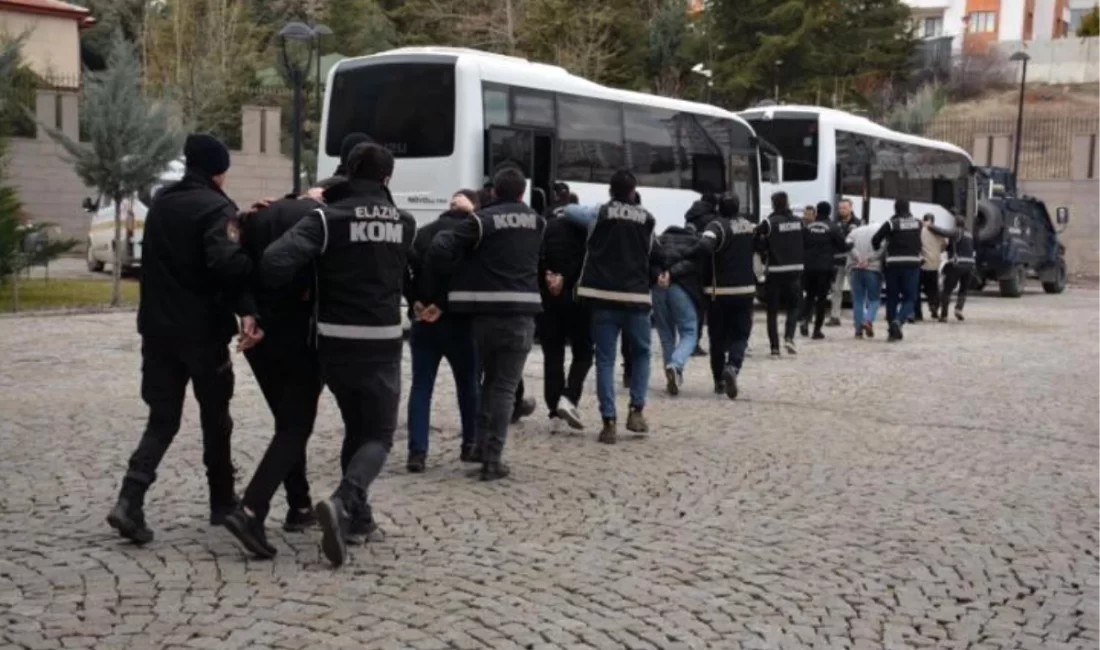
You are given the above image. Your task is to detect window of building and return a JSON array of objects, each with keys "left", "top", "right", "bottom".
[
  {"left": 923, "top": 16, "right": 944, "bottom": 38},
  {"left": 967, "top": 11, "right": 997, "bottom": 33},
  {"left": 1070, "top": 8, "right": 1092, "bottom": 33}
]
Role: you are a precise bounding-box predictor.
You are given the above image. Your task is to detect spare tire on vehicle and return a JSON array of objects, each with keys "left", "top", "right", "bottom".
[{"left": 975, "top": 200, "right": 1003, "bottom": 243}]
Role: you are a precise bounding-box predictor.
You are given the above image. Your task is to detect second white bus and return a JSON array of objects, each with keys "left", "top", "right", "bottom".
[{"left": 737, "top": 106, "right": 975, "bottom": 230}]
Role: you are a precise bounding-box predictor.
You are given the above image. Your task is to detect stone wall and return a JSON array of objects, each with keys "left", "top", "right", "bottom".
[{"left": 5, "top": 90, "right": 293, "bottom": 247}]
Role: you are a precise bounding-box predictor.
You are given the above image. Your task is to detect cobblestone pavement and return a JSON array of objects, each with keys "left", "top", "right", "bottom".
[{"left": 1, "top": 289, "right": 1097, "bottom": 650}]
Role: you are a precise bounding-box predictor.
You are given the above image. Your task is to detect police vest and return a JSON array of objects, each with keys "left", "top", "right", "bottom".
[
  {"left": 448, "top": 201, "right": 544, "bottom": 314},
  {"left": 886, "top": 216, "right": 923, "bottom": 266},
  {"left": 764, "top": 211, "right": 804, "bottom": 274},
  {"left": 314, "top": 187, "right": 416, "bottom": 352},
  {"left": 576, "top": 201, "right": 657, "bottom": 311},
  {"left": 704, "top": 217, "right": 757, "bottom": 298},
  {"left": 951, "top": 232, "right": 976, "bottom": 270}
]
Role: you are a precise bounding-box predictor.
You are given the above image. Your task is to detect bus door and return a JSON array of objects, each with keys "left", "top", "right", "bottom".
[{"left": 485, "top": 126, "right": 556, "bottom": 214}]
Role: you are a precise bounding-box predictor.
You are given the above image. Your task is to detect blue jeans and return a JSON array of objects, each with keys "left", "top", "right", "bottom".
[
  {"left": 592, "top": 308, "right": 652, "bottom": 420},
  {"left": 849, "top": 268, "right": 882, "bottom": 332},
  {"left": 884, "top": 266, "right": 921, "bottom": 326},
  {"left": 652, "top": 284, "right": 698, "bottom": 371},
  {"left": 407, "top": 317, "right": 479, "bottom": 456}
]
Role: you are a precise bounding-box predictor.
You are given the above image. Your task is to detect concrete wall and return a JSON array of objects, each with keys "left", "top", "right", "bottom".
[
  {"left": 0, "top": 8, "right": 82, "bottom": 82},
  {"left": 4, "top": 91, "right": 292, "bottom": 246},
  {"left": 1019, "top": 179, "right": 1099, "bottom": 276},
  {"left": 994, "top": 37, "right": 1100, "bottom": 84}
]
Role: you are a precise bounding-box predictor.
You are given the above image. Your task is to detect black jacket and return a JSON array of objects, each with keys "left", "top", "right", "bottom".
[
  {"left": 755, "top": 210, "right": 805, "bottom": 274},
  {"left": 261, "top": 179, "right": 416, "bottom": 358},
  {"left": 684, "top": 200, "right": 717, "bottom": 231},
  {"left": 427, "top": 199, "right": 545, "bottom": 315},
  {"left": 136, "top": 171, "right": 255, "bottom": 342},
  {"left": 539, "top": 208, "right": 587, "bottom": 306},
  {"left": 240, "top": 195, "right": 321, "bottom": 343},
  {"left": 872, "top": 214, "right": 929, "bottom": 268},
  {"left": 803, "top": 216, "right": 848, "bottom": 272},
  {"left": 946, "top": 229, "right": 976, "bottom": 270},
  {"left": 404, "top": 209, "right": 470, "bottom": 315},
  {"left": 659, "top": 225, "right": 704, "bottom": 307}
]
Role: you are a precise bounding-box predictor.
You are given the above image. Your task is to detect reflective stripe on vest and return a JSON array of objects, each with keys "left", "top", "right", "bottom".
[
  {"left": 447, "top": 290, "right": 542, "bottom": 304},
  {"left": 576, "top": 286, "right": 653, "bottom": 305},
  {"left": 954, "top": 256, "right": 975, "bottom": 264},
  {"left": 886, "top": 255, "right": 922, "bottom": 265},
  {"left": 317, "top": 322, "right": 404, "bottom": 340},
  {"left": 767, "top": 263, "right": 804, "bottom": 273},
  {"left": 704, "top": 285, "right": 756, "bottom": 296}
]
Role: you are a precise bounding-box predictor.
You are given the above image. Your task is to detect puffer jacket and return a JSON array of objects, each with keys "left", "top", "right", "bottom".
[
  {"left": 659, "top": 225, "right": 704, "bottom": 307},
  {"left": 684, "top": 200, "right": 717, "bottom": 231}
]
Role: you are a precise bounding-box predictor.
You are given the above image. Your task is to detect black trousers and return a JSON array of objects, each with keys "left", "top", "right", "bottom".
[
  {"left": 799, "top": 269, "right": 834, "bottom": 333},
  {"left": 474, "top": 315, "right": 535, "bottom": 462},
  {"left": 240, "top": 333, "right": 322, "bottom": 522},
  {"left": 915, "top": 269, "right": 941, "bottom": 320},
  {"left": 708, "top": 296, "right": 754, "bottom": 382},
  {"left": 940, "top": 263, "right": 972, "bottom": 315},
  {"left": 320, "top": 342, "right": 401, "bottom": 515},
  {"left": 765, "top": 273, "right": 801, "bottom": 350},
  {"left": 124, "top": 336, "right": 236, "bottom": 508},
  {"left": 538, "top": 300, "right": 594, "bottom": 414}
]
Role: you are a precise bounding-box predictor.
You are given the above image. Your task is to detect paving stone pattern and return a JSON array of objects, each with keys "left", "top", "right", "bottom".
[{"left": 0, "top": 290, "right": 1097, "bottom": 650}]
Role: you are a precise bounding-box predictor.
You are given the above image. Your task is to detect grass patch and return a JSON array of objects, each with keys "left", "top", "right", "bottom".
[{"left": 0, "top": 278, "right": 139, "bottom": 313}]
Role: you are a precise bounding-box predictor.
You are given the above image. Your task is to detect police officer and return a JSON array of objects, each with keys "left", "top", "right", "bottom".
[
  {"left": 219, "top": 181, "right": 344, "bottom": 559},
  {"left": 425, "top": 166, "right": 544, "bottom": 481},
  {"left": 107, "top": 133, "right": 260, "bottom": 545},
  {"left": 799, "top": 201, "right": 848, "bottom": 340},
  {"left": 260, "top": 143, "right": 416, "bottom": 568},
  {"left": 755, "top": 191, "right": 804, "bottom": 356},
  {"left": 567, "top": 170, "right": 665, "bottom": 444},
  {"left": 684, "top": 195, "right": 758, "bottom": 399},
  {"left": 872, "top": 199, "right": 923, "bottom": 341},
  {"left": 939, "top": 217, "right": 976, "bottom": 322}
]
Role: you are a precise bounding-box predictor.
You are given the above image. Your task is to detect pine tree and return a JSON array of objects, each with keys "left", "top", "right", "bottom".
[
  {"left": 326, "top": 0, "right": 397, "bottom": 56},
  {"left": 44, "top": 33, "right": 182, "bottom": 307}
]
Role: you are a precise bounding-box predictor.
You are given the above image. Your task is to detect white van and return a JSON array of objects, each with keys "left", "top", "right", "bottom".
[{"left": 84, "top": 159, "right": 185, "bottom": 273}]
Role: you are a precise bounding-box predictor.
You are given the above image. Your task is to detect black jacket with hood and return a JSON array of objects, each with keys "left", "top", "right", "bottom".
[
  {"left": 404, "top": 208, "right": 472, "bottom": 316},
  {"left": 684, "top": 198, "right": 717, "bottom": 231}
]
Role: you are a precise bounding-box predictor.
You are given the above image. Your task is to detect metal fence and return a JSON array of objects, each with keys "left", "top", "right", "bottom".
[{"left": 926, "top": 115, "right": 1099, "bottom": 180}]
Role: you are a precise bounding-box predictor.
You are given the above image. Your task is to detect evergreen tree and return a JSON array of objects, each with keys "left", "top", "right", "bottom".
[
  {"left": 326, "top": 0, "right": 397, "bottom": 56},
  {"left": 1078, "top": 6, "right": 1099, "bottom": 37},
  {"left": 44, "top": 33, "right": 182, "bottom": 307}
]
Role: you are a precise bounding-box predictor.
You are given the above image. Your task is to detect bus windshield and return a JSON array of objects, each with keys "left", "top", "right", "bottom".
[
  {"left": 325, "top": 62, "right": 456, "bottom": 159},
  {"left": 743, "top": 116, "right": 819, "bottom": 182}
]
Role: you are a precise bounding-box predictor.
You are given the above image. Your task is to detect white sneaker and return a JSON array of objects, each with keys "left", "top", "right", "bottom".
[{"left": 556, "top": 397, "right": 584, "bottom": 430}]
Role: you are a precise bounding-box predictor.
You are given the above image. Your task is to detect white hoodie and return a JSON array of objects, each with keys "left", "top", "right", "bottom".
[{"left": 846, "top": 223, "right": 884, "bottom": 273}]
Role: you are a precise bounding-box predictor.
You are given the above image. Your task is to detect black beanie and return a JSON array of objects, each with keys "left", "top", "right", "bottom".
[
  {"left": 340, "top": 133, "right": 373, "bottom": 168},
  {"left": 184, "top": 133, "right": 230, "bottom": 177},
  {"left": 816, "top": 201, "right": 832, "bottom": 220}
]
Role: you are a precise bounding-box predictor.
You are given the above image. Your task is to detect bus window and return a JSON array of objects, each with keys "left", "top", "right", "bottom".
[
  {"left": 746, "top": 117, "right": 819, "bottom": 182},
  {"left": 326, "top": 62, "right": 456, "bottom": 158},
  {"left": 729, "top": 151, "right": 756, "bottom": 219}
]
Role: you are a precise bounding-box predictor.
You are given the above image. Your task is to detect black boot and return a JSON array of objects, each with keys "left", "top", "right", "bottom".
[
  {"left": 722, "top": 366, "right": 739, "bottom": 400},
  {"left": 460, "top": 445, "right": 482, "bottom": 463},
  {"left": 479, "top": 460, "right": 511, "bottom": 481},
  {"left": 107, "top": 480, "right": 153, "bottom": 545},
  {"left": 510, "top": 397, "right": 536, "bottom": 423},
  {"left": 209, "top": 495, "right": 239, "bottom": 526},
  {"left": 223, "top": 506, "right": 277, "bottom": 559},
  {"left": 283, "top": 506, "right": 317, "bottom": 532},
  {"left": 598, "top": 418, "right": 617, "bottom": 444}
]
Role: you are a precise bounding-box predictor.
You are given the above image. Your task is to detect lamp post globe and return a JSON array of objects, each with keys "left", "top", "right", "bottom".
[
  {"left": 1010, "top": 51, "right": 1031, "bottom": 177},
  {"left": 278, "top": 21, "right": 317, "bottom": 195}
]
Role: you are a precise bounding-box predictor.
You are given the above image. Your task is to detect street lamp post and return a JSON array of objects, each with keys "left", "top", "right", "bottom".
[
  {"left": 311, "top": 23, "right": 332, "bottom": 127},
  {"left": 1010, "top": 51, "right": 1031, "bottom": 178},
  {"left": 774, "top": 59, "right": 783, "bottom": 102},
  {"left": 278, "top": 21, "right": 318, "bottom": 195},
  {"left": 691, "top": 62, "right": 714, "bottom": 103}
]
